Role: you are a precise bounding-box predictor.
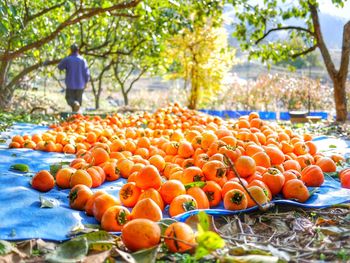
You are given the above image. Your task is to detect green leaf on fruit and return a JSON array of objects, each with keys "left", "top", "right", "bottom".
[
  {"left": 157, "top": 218, "right": 177, "bottom": 235},
  {"left": 184, "top": 181, "right": 206, "bottom": 190},
  {"left": 50, "top": 161, "right": 70, "bottom": 177}
]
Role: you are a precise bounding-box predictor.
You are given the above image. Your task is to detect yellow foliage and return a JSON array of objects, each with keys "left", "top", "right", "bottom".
[{"left": 162, "top": 21, "right": 235, "bottom": 109}]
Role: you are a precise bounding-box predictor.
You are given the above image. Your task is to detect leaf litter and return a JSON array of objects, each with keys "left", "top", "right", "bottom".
[{"left": 0, "top": 205, "right": 349, "bottom": 262}]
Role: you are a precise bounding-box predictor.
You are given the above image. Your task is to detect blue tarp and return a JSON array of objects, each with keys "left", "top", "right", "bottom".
[
  {"left": 0, "top": 123, "right": 349, "bottom": 241},
  {"left": 199, "top": 110, "right": 328, "bottom": 120}
]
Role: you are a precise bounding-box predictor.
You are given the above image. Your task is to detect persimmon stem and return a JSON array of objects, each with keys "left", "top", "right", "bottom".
[
  {"left": 161, "top": 235, "right": 197, "bottom": 248},
  {"left": 223, "top": 154, "right": 274, "bottom": 212}
]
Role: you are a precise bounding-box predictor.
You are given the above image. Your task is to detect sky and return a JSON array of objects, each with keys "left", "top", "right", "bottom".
[
  {"left": 224, "top": 0, "right": 350, "bottom": 20},
  {"left": 318, "top": 0, "right": 350, "bottom": 19}
]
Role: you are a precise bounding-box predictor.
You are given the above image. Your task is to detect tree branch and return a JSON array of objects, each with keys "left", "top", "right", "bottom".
[
  {"left": 309, "top": 2, "right": 337, "bottom": 78},
  {"left": 114, "top": 58, "right": 125, "bottom": 86},
  {"left": 96, "top": 60, "right": 113, "bottom": 97},
  {"left": 23, "top": 0, "right": 30, "bottom": 23},
  {"left": 255, "top": 26, "right": 314, "bottom": 45},
  {"left": 23, "top": 2, "right": 65, "bottom": 26},
  {"left": 121, "top": 65, "right": 135, "bottom": 84},
  {"left": 0, "top": 0, "right": 141, "bottom": 61},
  {"left": 338, "top": 20, "right": 350, "bottom": 80},
  {"left": 291, "top": 44, "right": 318, "bottom": 58},
  {"left": 6, "top": 59, "right": 62, "bottom": 90},
  {"left": 51, "top": 71, "right": 65, "bottom": 90},
  {"left": 81, "top": 39, "right": 145, "bottom": 58},
  {"left": 80, "top": 17, "right": 118, "bottom": 53},
  {"left": 109, "top": 12, "right": 140, "bottom": 18},
  {"left": 126, "top": 67, "right": 147, "bottom": 94}
]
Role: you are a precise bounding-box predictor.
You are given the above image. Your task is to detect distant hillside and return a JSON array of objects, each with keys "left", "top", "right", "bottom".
[{"left": 224, "top": 6, "right": 347, "bottom": 50}]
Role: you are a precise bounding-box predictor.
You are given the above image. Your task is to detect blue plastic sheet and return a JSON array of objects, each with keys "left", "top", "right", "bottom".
[
  {"left": 0, "top": 123, "right": 349, "bottom": 241},
  {"left": 0, "top": 144, "right": 127, "bottom": 241},
  {"left": 198, "top": 110, "right": 328, "bottom": 120}
]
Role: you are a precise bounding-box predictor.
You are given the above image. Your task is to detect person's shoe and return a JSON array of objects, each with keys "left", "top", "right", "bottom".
[{"left": 72, "top": 101, "right": 80, "bottom": 112}]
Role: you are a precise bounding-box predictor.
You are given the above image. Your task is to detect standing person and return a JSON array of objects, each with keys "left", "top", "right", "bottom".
[{"left": 58, "top": 44, "right": 90, "bottom": 112}]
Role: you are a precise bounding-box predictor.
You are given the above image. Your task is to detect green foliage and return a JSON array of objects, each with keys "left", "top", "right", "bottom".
[
  {"left": 0, "top": 240, "right": 13, "bottom": 255},
  {"left": 337, "top": 249, "right": 350, "bottom": 261},
  {"left": 50, "top": 161, "right": 70, "bottom": 178},
  {"left": 195, "top": 211, "right": 225, "bottom": 260},
  {"left": 157, "top": 218, "right": 178, "bottom": 235},
  {"left": 44, "top": 0, "right": 226, "bottom": 108},
  {"left": 10, "top": 163, "right": 30, "bottom": 173},
  {"left": 45, "top": 237, "right": 89, "bottom": 263},
  {"left": 0, "top": 111, "right": 58, "bottom": 130},
  {"left": 184, "top": 181, "right": 206, "bottom": 190},
  {"left": 132, "top": 245, "right": 160, "bottom": 263},
  {"left": 228, "top": 0, "right": 347, "bottom": 65},
  {"left": 275, "top": 38, "right": 323, "bottom": 69},
  {"left": 45, "top": 231, "right": 116, "bottom": 262}
]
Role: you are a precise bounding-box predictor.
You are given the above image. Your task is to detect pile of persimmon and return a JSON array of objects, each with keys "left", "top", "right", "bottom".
[{"left": 10, "top": 104, "right": 350, "bottom": 252}]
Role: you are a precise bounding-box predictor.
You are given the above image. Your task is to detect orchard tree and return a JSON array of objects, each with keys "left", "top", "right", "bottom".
[
  {"left": 45, "top": 0, "right": 225, "bottom": 109},
  {"left": 228, "top": 0, "right": 350, "bottom": 121},
  {"left": 75, "top": 16, "right": 143, "bottom": 109},
  {"left": 164, "top": 22, "right": 234, "bottom": 109},
  {"left": 112, "top": 55, "right": 148, "bottom": 106},
  {"left": 0, "top": 0, "right": 141, "bottom": 109}
]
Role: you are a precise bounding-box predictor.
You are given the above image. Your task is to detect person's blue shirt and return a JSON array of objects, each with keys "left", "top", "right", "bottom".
[{"left": 58, "top": 53, "right": 90, "bottom": 90}]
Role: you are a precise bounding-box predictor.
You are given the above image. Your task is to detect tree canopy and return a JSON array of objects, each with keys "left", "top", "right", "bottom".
[
  {"left": 228, "top": 0, "right": 350, "bottom": 121},
  {"left": 0, "top": 0, "right": 226, "bottom": 109}
]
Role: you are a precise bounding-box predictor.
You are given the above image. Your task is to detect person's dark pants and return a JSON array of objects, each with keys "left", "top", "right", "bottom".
[{"left": 65, "top": 89, "right": 83, "bottom": 111}]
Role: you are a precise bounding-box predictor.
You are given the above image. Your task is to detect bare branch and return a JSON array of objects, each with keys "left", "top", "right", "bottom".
[
  {"left": 113, "top": 58, "right": 125, "bottom": 86},
  {"left": 309, "top": 2, "right": 337, "bottom": 78},
  {"left": 122, "top": 64, "right": 135, "bottom": 84},
  {"left": 291, "top": 44, "right": 317, "bottom": 58},
  {"left": 96, "top": 60, "right": 113, "bottom": 97},
  {"left": 338, "top": 20, "right": 350, "bottom": 80},
  {"left": 126, "top": 67, "right": 147, "bottom": 94},
  {"left": 255, "top": 26, "right": 314, "bottom": 45},
  {"left": 6, "top": 59, "right": 62, "bottom": 90},
  {"left": 51, "top": 71, "right": 65, "bottom": 90},
  {"left": 81, "top": 39, "right": 145, "bottom": 58},
  {"left": 1, "top": 0, "right": 141, "bottom": 61}
]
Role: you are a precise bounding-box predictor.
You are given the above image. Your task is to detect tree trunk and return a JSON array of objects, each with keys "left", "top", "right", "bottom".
[
  {"left": 96, "top": 75, "right": 104, "bottom": 110},
  {"left": 122, "top": 89, "right": 129, "bottom": 106},
  {"left": 90, "top": 78, "right": 100, "bottom": 110},
  {"left": 0, "top": 61, "right": 12, "bottom": 110},
  {"left": 95, "top": 95, "right": 100, "bottom": 110},
  {"left": 310, "top": 4, "right": 349, "bottom": 121},
  {"left": 333, "top": 77, "right": 348, "bottom": 121},
  {"left": 188, "top": 67, "right": 198, "bottom": 109},
  {"left": 0, "top": 84, "right": 14, "bottom": 110}
]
